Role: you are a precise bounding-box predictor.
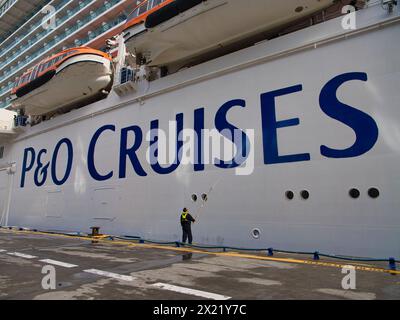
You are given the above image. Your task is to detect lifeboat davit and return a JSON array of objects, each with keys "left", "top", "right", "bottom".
[
  {"left": 124, "top": 0, "right": 335, "bottom": 69},
  {"left": 11, "top": 47, "right": 113, "bottom": 116}
]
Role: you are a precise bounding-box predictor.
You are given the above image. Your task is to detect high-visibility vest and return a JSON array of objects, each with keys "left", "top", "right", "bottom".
[{"left": 181, "top": 212, "right": 188, "bottom": 221}]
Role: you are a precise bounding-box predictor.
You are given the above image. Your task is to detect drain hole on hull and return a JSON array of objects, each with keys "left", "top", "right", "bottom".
[
  {"left": 300, "top": 190, "right": 310, "bottom": 200},
  {"left": 201, "top": 194, "right": 208, "bottom": 202},
  {"left": 191, "top": 194, "right": 198, "bottom": 202},
  {"left": 349, "top": 188, "right": 360, "bottom": 199},
  {"left": 251, "top": 228, "right": 261, "bottom": 239},
  {"left": 368, "top": 188, "right": 380, "bottom": 199},
  {"left": 285, "top": 191, "right": 294, "bottom": 200}
]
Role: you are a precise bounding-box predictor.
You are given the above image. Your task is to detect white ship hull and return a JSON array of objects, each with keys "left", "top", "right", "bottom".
[{"left": 1, "top": 4, "right": 399, "bottom": 259}]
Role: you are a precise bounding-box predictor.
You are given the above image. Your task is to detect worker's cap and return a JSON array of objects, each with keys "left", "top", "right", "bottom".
[{"left": 183, "top": 208, "right": 188, "bottom": 212}]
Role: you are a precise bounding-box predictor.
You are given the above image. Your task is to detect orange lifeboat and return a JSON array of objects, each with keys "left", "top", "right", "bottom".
[
  {"left": 11, "top": 47, "right": 113, "bottom": 116},
  {"left": 123, "top": 0, "right": 335, "bottom": 70}
]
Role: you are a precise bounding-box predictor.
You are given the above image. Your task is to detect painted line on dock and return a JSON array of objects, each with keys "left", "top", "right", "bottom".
[
  {"left": 7, "top": 252, "right": 37, "bottom": 259},
  {"left": 39, "top": 259, "right": 78, "bottom": 268},
  {"left": 152, "top": 283, "right": 231, "bottom": 300},
  {"left": 84, "top": 269, "right": 135, "bottom": 282}
]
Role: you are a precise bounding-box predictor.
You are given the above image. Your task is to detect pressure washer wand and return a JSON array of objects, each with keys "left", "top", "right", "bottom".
[
  {"left": 193, "top": 162, "right": 237, "bottom": 222},
  {"left": 194, "top": 179, "right": 221, "bottom": 222}
]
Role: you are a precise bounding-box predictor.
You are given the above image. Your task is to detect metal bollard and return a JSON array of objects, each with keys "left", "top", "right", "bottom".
[
  {"left": 389, "top": 257, "right": 396, "bottom": 272},
  {"left": 267, "top": 248, "right": 274, "bottom": 256},
  {"left": 313, "top": 251, "right": 320, "bottom": 260},
  {"left": 90, "top": 227, "right": 100, "bottom": 237}
]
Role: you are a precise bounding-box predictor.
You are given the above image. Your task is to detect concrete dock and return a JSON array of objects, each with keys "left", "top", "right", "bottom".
[{"left": 0, "top": 228, "right": 399, "bottom": 300}]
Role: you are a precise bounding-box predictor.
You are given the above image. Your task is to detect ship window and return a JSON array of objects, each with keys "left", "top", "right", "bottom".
[
  {"left": 300, "top": 190, "right": 310, "bottom": 200},
  {"left": 39, "top": 63, "right": 46, "bottom": 72},
  {"left": 201, "top": 194, "right": 208, "bottom": 202},
  {"left": 138, "top": 1, "right": 148, "bottom": 15},
  {"left": 28, "top": 70, "right": 36, "bottom": 81},
  {"left": 31, "top": 65, "right": 39, "bottom": 79},
  {"left": 0, "top": 146, "right": 4, "bottom": 159},
  {"left": 191, "top": 194, "right": 198, "bottom": 202},
  {"left": 152, "top": 0, "right": 162, "bottom": 8},
  {"left": 285, "top": 191, "right": 294, "bottom": 200},
  {"left": 368, "top": 188, "right": 380, "bottom": 199},
  {"left": 349, "top": 188, "right": 360, "bottom": 199},
  {"left": 127, "top": 12, "right": 134, "bottom": 20},
  {"left": 21, "top": 74, "right": 29, "bottom": 83}
]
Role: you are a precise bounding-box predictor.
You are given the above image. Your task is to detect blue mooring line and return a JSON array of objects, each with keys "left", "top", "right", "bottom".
[
  {"left": 114, "top": 235, "right": 398, "bottom": 271},
  {"left": 1, "top": 226, "right": 398, "bottom": 271}
]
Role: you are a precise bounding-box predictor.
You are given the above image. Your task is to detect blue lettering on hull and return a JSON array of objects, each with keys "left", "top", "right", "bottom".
[{"left": 19, "top": 72, "right": 379, "bottom": 188}]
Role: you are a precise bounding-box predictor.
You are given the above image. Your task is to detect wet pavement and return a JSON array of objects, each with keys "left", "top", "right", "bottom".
[{"left": 0, "top": 228, "right": 399, "bottom": 300}]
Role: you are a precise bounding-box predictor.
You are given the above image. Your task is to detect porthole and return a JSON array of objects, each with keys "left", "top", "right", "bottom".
[
  {"left": 201, "top": 193, "right": 208, "bottom": 202},
  {"left": 285, "top": 191, "right": 294, "bottom": 200},
  {"left": 300, "top": 190, "right": 310, "bottom": 200},
  {"left": 368, "top": 188, "right": 380, "bottom": 199},
  {"left": 191, "top": 194, "right": 198, "bottom": 202},
  {"left": 251, "top": 228, "right": 261, "bottom": 239},
  {"left": 349, "top": 188, "right": 360, "bottom": 199}
]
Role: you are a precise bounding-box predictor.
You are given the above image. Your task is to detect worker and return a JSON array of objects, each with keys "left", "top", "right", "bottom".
[{"left": 180, "top": 208, "right": 195, "bottom": 244}]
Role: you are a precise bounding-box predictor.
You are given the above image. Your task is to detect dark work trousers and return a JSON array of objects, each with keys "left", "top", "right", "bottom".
[{"left": 182, "top": 224, "right": 193, "bottom": 244}]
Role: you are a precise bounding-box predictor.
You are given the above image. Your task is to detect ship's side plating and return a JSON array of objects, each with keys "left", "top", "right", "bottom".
[{"left": 1, "top": 4, "right": 399, "bottom": 259}]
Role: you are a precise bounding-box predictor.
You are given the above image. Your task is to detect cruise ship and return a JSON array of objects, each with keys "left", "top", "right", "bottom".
[{"left": 0, "top": 0, "right": 399, "bottom": 260}]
